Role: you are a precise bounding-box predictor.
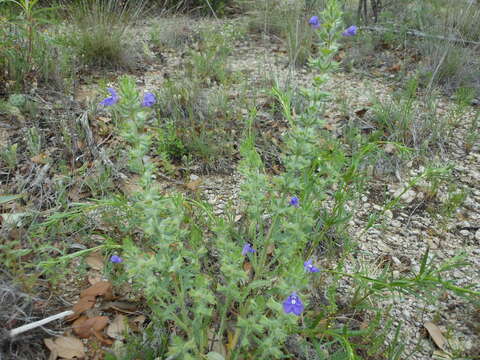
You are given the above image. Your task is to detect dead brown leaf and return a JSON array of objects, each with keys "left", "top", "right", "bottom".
[
  {"left": 87, "top": 272, "right": 103, "bottom": 285},
  {"left": 85, "top": 251, "right": 104, "bottom": 271},
  {"left": 243, "top": 261, "right": 253, "bottom": 276},
  {"left": 69, "top": 295, "right": 96, "bottom": 320},
  {"left": 387, "top": 63, "right": 401, "bottom": 72},
  {"left": 31, "top": 153, "right": 49, "bottom": 164},
  {"left": 424, "top": 321, "right": 448, "bottom": 351},
  {"left": 101, "top": 301, "right": 138, "bottom": 313},
  {"left": 355, "top": 108, "right": 368, "bottom": 118},
  {"left": 107, "top": 314, "right": 127, "bottom": 340},
  {"left": 384, "top": 143, "right": 396, "bottom": 154},
  {"left": 80, "top": 281, "right": 113, "bottom": 300},
  {"left": 186, "top": 178, "right": 202, "bottom": 192},
  {"left": 120, "top": 175, "right": 142, "bottom": 195},
  {"left": 68, "top": 185, "right": 90, "bottom": 202},
  {"left": 73, "top": 316, "right": 109, "bottom": 339},
  {"left": 44, "top": 336, "right": 85, "bottom": 359},
  {"left": 266, "top": 244, "right": 275, "bottom": 255},
  {"left": 132, "top": 315, "right": 146, "bottom": 325}
]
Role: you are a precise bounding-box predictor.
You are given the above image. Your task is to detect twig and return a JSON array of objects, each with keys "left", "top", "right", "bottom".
[
  {"left": 77, "top": 111, "right": 184, "bottom": 186},
  {"left": 203, "top": 0, "right": 218, "bottom": 20},
  {"left": 362, "top": 25, "right": 480, "bottom": 46},
  {"left": 426, "top": 48, "right": 448, "bottom": 93},
  {"left": 31, "top": 163, "right": 51, "bottom": 189},
  {"left": 8, "top": 310, "right": 74, "bottom": 338},
  {"left": 77, "top": 111, "right": 127, "bottom": 181}
]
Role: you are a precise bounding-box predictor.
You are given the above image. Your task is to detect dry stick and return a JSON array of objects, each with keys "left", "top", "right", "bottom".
[
  {"left": 8, "top": 310, "right": 74, "bottom": 338},
  {"left": 77, "top": 111, "right": 128, "bottom": 181},
  {"left": 426, "top": 48, "right": 448, "bottom": 94},
  {"left": 203, "top": 0, "right": 218, "bottom": 20},
  {"left": 362, "top": 25, "right": 480, "bottom": 46},
  {"left": 31, "top": 163, "right": 51, "bottom": 189},
  {"left": 78, "top": 111, "right": 183, "bottom": 186}
]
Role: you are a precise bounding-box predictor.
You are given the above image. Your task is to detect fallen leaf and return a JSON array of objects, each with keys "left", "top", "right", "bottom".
[
  {"left": 120, "top": 176, "right": 142, "bottom": 195},
  {"left": 44, "top": 336, "right": 85, "bottom": 359},
  {"left": 207, "top": 328, "right": 227, "bottom": 358},
  {"left": 424, "top": 321, "right": 448, "bottom": 351},
  {"left": 72, "top": 316, "right": 88, "bottom": 336},
  {"left": 107, "top": 314, "right": 127, "bottom": 340},
  {"left": 31, "top": 153, "right": 49, "bottom": 164},
  {"left": 129, "top": 314, "right": 146, "bottom": 333},
  {"left": 69, "top": 295, "right": 96, "bottom": 320},
  {"left": 355, "top": 108, "right": 368, "bottom": 118},
  {"left": 266, "top": 244, "right": 275, "bottom": 255},
  {"left": 87, "top": 272, "right": 103, "bottom": 285},
  {"left": 101, "top": 301, "right": 138, "bottom": 313},
  {"left": 73, "top": 316, "right": 109, "bottom": 338},
  {"left": 93, "top": 329, "right": 114, "bottom": 345},
  {"left": 186, "top": 178, "right": 202, "bottom": 192},
  {"left": 387, "top": 63, "right": 401, "bottom": 72},
  {"left": 243, "top": 261, "right": 253, "bottom": 276},
  {"left": 68, "top": 185, "right": 90, "bottom": 202},
  {"left": 85, "top": 251, "right": 104, "bottom": 271},
  {"left": 132, "top": 315, "right": 146, "bottom": 326},
  {"left": 384, "top": 143, "right": 396, "bottom": 154},
  {"left": 80, "top": 281, "right": 113, "bottom": 300}
]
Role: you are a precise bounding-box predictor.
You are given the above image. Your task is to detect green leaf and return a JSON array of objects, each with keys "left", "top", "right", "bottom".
[
  {"left": 0, "top": 194, "right": 22, "bottom": 204},
  {"left": 206, "top": 352, "right": 225, "bottom": 360}
]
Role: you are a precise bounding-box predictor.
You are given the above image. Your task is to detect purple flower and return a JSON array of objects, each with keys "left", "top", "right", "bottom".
[
  {"left": 289, "top": 196, "right": 299, "bottom": 208},
  {"left": 110, "top": 255, "right": 123, "bottom": 264},
  {"left": 142, "top": 92, "right": 156, "bottom": 107},
  {"left": 304, "top": 259, "right": 320, "bottom": 273},
  {"left": 308, "top": 16, "right": 320, "bottom": 29},
  {"left": 242, "top": 243, "right": 256, "bottom": 256},
  {"left": 99, "top": 87, "right": 119, "bottom": 107},
  {"left": 342, "top": 25, "right": 357, "bottom": 37},
  {"left": 283, "top": 292, "right": 304, "bottom": 316}
]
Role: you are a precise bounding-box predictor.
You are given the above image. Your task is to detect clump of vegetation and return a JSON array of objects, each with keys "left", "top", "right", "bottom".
[
  {"left": 149, "top": 17, "right": 194, "bottom": 50},
  {"left": 0, "top": 0, "right": 70, "bottom": 92},
  {"left": 155, "top": 77, "right": 239, "bottom": 169},
  {"left": 243, "top": 0, "right": 322, "bottom": 66},
  {"left": 341, "top": 0, "right": 480, "bottom": 96},
  {"left": 63, "top": 0, "right": 147, "bottom": 69}
]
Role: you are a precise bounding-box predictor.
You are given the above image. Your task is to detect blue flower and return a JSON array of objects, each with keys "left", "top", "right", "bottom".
[
  {"left": 242, "top": 243, "right": 256, "bottom": 256},
  {"left": 142, "top": 92, "right": 156, "bottom": 107},
  {"left": 308, "top": 16, "right": 320, "bottom": 29},
  {"left": 99, "top": 87, "right": 119, "bottom": 107},
  {"left": 289, "top": 196, "right": 299, "bottom": 208},
  {"left": 283, "top": 292, "right": 304, "bottom": 316},
  {"left": 110, "top": 255, "right": 123, "bottom": 264},
  {"left": 304, "top": 259, "right": 320, "bottom": 273},
  {"left": 342, "top": 25, "right": 357, "bottom": 37}
]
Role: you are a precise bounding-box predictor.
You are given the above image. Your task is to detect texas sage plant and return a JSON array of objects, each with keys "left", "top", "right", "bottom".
[{"left": 95, "top": 2, "right": 357, "bottom": 358}]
